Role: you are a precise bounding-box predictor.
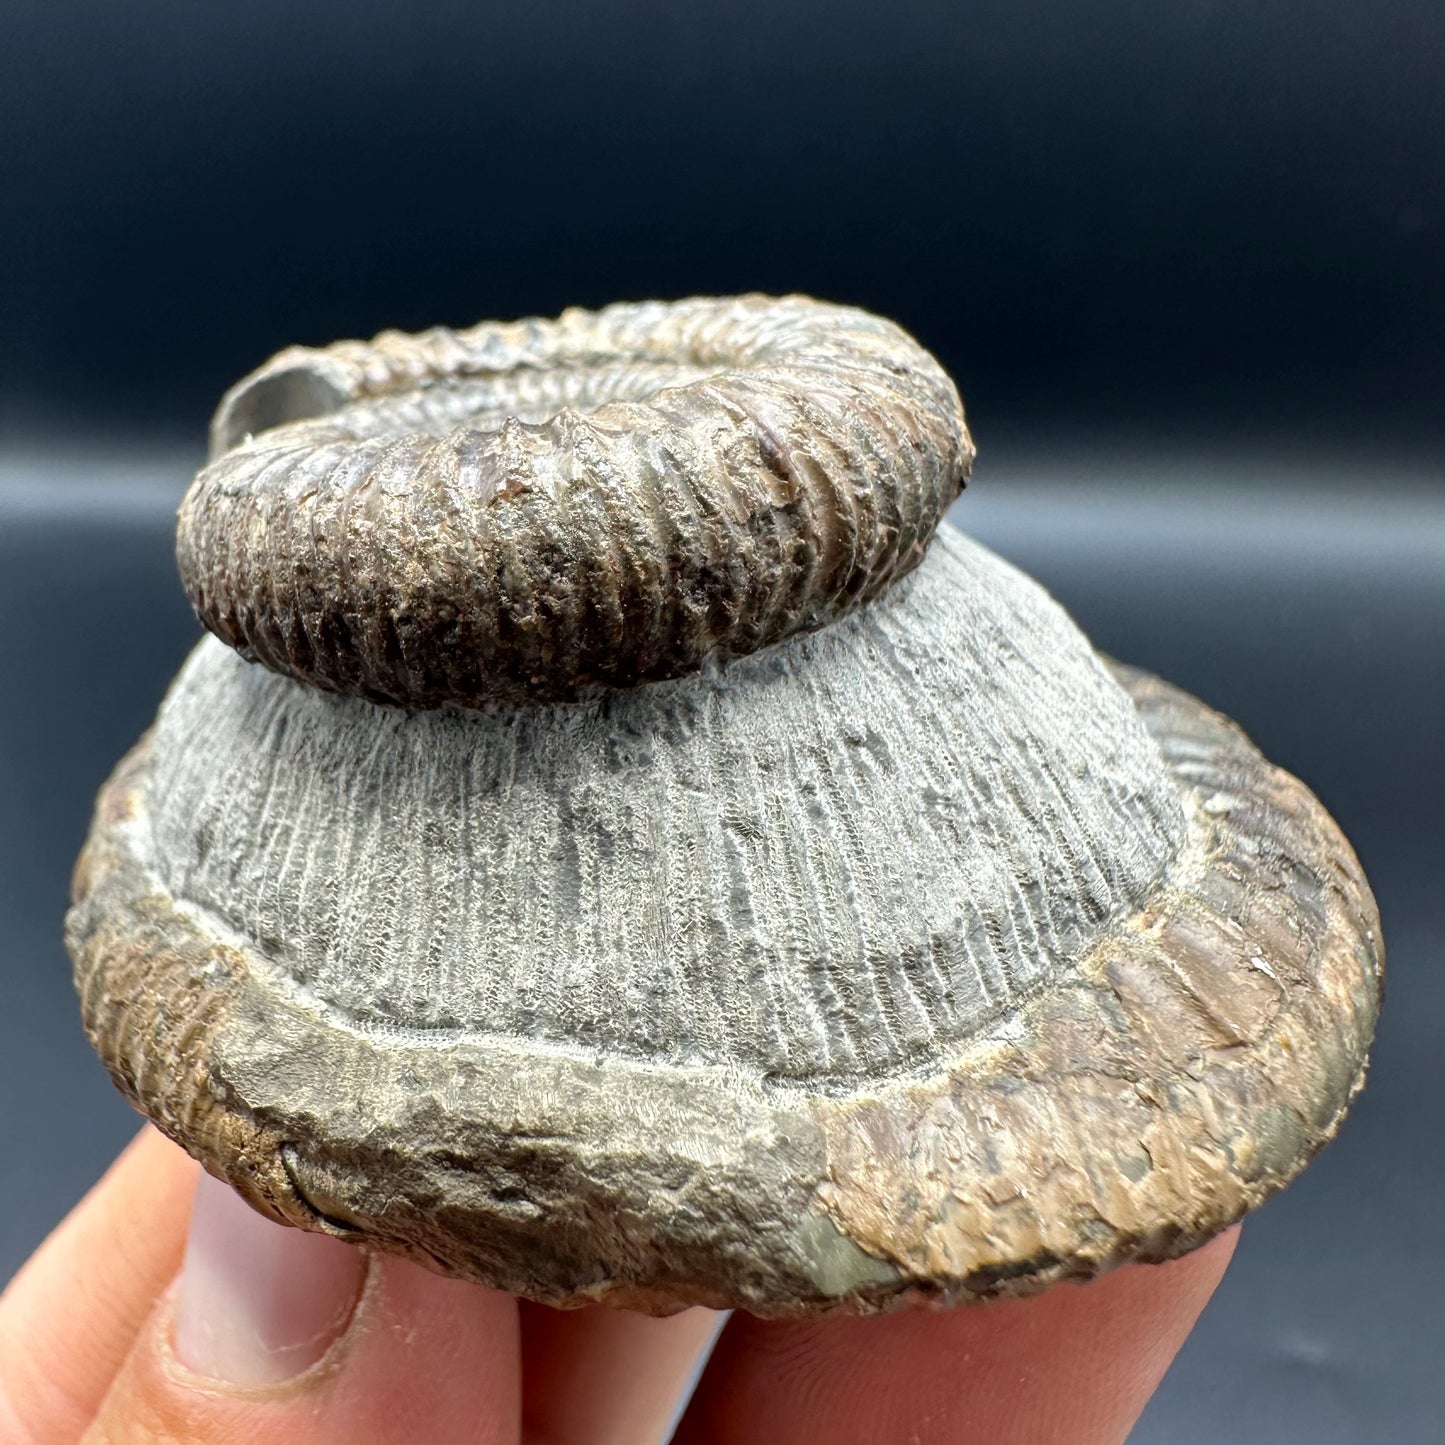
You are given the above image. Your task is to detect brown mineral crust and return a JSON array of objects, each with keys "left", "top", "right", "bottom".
[
  {"left": 66, "top": 665, "right": 1382, "bottom": 1317},
  {"left": 813, "top": 665, "right": 1382, "bottom": 1302},
  {"left": 177, "top": 295, "right": 974, "bottom": 710}
]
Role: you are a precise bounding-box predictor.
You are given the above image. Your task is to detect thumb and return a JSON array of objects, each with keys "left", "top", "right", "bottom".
[{"left": 86, "top": 1171, "right": 520, "bottom": 1445}]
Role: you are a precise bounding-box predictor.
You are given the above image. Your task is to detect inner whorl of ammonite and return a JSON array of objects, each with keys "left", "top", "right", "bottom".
[
  {"left": 178, "top": 296, "right": 973, "bottom": 710},
  {"left": 141, "top": 528, "right": 1187, "bottom": 1085}
]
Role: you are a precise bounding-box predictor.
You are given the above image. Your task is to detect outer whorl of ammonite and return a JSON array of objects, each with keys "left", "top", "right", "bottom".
[
  {"left": 66, "top": 295, "right": 1381, "bottom": 1316},
  {"left": 68, "top": 525, "right": 1381, "bottom": 1314},
  {"left": 178, "top": 295, "right": 973, "bottom": 709}
]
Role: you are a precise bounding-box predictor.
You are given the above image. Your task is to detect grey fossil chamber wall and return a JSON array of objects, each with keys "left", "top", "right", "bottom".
[{"left": 143, "top": 533, "right": 1180, "bottom": 1082}]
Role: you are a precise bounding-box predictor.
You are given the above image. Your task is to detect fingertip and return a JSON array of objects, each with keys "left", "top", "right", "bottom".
[
  {"left": 172, "top": 1172, "right": 366, "bottom": 1386},
  {"left": 0, "top": 1125, "right": 199, "bottom": 1444},
  {"left": 678, "top": 1230, "right": 1241, "bottom": 1445},
  {"left": 521, "top": 1302, "right": 729, "bottom": 1445},
  {"left": 91, "top": 1219, "right": 521, "bottom": 1445}
]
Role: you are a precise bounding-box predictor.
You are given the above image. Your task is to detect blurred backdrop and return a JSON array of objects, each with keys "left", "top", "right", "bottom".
[
  {"left": 2, "top": 0, "right": 1441, "bottom": 451},
  {"left": 1, "top": 3, "right": 1441, "bottom": 1441}
]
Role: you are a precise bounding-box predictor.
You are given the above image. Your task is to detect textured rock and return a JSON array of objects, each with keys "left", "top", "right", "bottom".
[
  {"left": 67, "top": 633, "right": 1381, "bottom": 1314},
  {"left": 142, "top": 530, "right": 1183, "bottom": 1083},
  {"left": 66, "top": 295, "right": 1382, "bottom": 1316}
]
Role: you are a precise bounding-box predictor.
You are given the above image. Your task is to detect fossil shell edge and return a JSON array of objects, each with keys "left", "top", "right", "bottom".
[
  {"left": 65, "top": 665, "right": 1381, "bottom": 1316},
  {"left": 177, "top": 295, "right": 974, "bottom": 709}
]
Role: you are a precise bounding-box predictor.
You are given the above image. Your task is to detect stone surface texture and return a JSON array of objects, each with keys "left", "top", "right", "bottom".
[{"left": 66, "top": 296, "right": 1382, "bottom": 1316}]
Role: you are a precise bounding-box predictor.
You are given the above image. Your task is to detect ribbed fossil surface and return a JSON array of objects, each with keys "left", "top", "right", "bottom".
[
  {"left": 178, "top": 295, "right": 973, "bottom": 709},
  {"left": 68, "top": 296, "right": 1382, "bottom": 1313},
  {"left": 143, "top": 527, "right": 1185, "bottom": 1083}
]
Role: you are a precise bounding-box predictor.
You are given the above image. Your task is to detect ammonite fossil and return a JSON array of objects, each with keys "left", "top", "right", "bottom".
[{"left": 67, "top": 294, "right": 1381, "bottom": 1316}]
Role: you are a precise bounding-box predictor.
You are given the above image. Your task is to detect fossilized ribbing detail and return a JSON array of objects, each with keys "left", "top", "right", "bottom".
[
  {"left": 142, "top": 529, "right": 1185, "bottom": 1082},
  {"left": 178, "top": 295, "right": 973, "bottom": 709}
]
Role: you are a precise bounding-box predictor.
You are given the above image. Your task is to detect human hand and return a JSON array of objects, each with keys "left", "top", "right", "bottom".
[{"left": 0, "top": 1127, "right": 1235, "bottom": 1444}]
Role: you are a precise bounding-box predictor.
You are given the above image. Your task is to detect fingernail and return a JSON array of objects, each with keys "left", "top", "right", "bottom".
[
  {"left": 173, "top": 1171, "right": 366, "bottom": 1385},
  {"left": 657, "top": 1309, "right": 730, "bottom": 1444}
]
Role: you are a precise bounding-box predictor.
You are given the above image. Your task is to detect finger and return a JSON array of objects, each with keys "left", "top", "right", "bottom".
[
  {"left": 86, "top": 1170, "right": 521, "bottom": 1445},
  {"left": 675, "top": 1228, "right": 1239, "bottom": 1445},
  {"left": 0, "top": 1126, "right": 199, "bottom": 1444},
  {"left": 520, "top": 1301, "right": 728, "bottom": 1445}
]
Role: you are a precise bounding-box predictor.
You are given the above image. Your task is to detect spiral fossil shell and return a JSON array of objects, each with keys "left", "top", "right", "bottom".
[
  {"left": 66, "top": 296, "right": 1380, "bottom": 1315},
  {"left": 180, "top": 295, "right": 973, "bottom": 707}
]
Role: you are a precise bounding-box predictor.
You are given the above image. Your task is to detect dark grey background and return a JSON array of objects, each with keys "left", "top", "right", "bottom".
[
  {"left": 1, "top": 1, "right": 1441, "bottom": 1440},
  {"left": 2, "top": 0, "right": 1441, "bottom": 451}
]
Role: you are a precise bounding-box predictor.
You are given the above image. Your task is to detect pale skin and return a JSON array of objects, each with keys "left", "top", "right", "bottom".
[{"left": 0, "top": 1127, "right": 1237, "bottom": 1444}]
